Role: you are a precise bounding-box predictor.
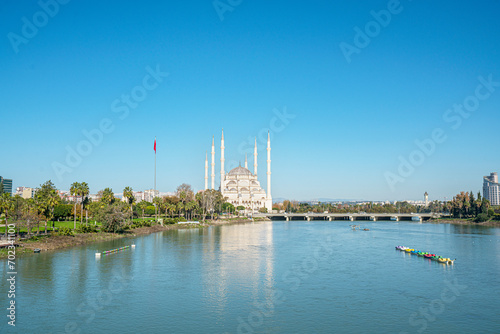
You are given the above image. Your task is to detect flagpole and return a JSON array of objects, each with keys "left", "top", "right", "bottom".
[{"left": 154, "top": 136, "right": 157, "bottom": 223}]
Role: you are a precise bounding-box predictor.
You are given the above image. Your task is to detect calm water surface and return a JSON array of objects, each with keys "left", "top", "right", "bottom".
[{"left": 1, "top": 220, "right": 500, "bottom": 333}]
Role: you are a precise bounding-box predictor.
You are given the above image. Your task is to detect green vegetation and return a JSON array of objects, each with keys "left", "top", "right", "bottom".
[{"left": 0, "top": 180, "right": 237, "bottom": 242}]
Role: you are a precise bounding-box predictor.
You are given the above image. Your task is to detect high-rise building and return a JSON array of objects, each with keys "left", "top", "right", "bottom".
[
  {"left": 0, "top": 176, "right": 13, "bottom": 195},
  {"left": 483, "top": 172, "right": 500, "bottom": 206}
]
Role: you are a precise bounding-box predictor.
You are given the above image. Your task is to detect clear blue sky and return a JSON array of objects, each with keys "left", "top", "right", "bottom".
[{"left": 1, "top": 0, "right": 499, "bottom": 202}]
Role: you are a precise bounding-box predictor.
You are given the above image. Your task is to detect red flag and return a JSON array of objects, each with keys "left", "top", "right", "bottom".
[{"left": 154, "top": 137, "right": 156, "bottom": 154}]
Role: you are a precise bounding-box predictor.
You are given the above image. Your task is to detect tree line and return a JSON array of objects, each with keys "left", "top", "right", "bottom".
[
  {"left": 0, "top": 181, "right": 238, "bottom": 238},
  {"left": 276, "top": 193, "right": 498, "bottom": 222}
]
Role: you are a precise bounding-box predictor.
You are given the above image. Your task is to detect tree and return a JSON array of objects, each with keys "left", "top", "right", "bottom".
[
  {"left": 123, "top": 186, "right": 135, "bottom": 221},
  {"left": 0, "top": 182, "right": 3, "bottom": 195},
  {"left": 0, "top": 193, "right": 13, "bottom": 237},
  {"left": 95, "top": 204, "right": 126, "bottom": 233},
  {"left": 222, "top": 202, "right": 235, "bottom": 215},
  {"left": 196, "top": 189, "right": 219, "bottom": 221},
  {"left": 153, "top": 197, "right": 163, "bottom": 220},
  {"left": 137, "top": 201, "right": 148, "bottom": 219},
  {"left": 35, "top": 180, "right": 61, "bottom": 232},
  {"left": 53, "top": 204, "right": 72, "bottom": 221},
  {"left": 101, "top": 188, "right": 115, "bottom": 205},
  {"left": 21, "top": 198, "right": 43, "bottom": 237},
  {"left": 481, "top": 197, "right": 490, "bottom": 214},
  {"left": 145, "top": 205, "right": 156, "bottom": 216},
  {"left": 476, "top": 192, "right": 482, "bottom": 217},
  {"left": 70, "top": 182, "right": 80, "bottom": 229},
  {"left": 45, "top": 191, "right": 60, "bottom": 231},
  {"left": 79, "top": 182, "right": 89, "bottom": 225}
]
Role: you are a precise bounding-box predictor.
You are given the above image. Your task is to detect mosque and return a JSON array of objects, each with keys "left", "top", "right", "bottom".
[{"left": 204, "top": 129, "right": 272, "bottom": 213}]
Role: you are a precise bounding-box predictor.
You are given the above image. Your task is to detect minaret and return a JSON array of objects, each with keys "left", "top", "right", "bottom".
[
  {"left": 204, "top": 152, "right": 208, "bottom": 190},
  {"left": 220, "top": 129, "right": 225, "bottom": 189},
  {"left": 266, "top": 131, "right": 272, "bottom": 210},
  {"left": 245, "top": 153, "right": 248, "bottom": 169},
  {"left": 211, "top": 136, "right": 215, "bottom": 189},
  {"left": 253, "top": 137, "right": 258, "bottom": 176}
]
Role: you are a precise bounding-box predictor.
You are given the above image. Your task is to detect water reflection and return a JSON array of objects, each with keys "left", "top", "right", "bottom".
[
  {"left": 448, "top": 223, "right": 498, "bottom": 236},
  {"left": 202, "top": 222, "right": 275, "bottom": 318}
]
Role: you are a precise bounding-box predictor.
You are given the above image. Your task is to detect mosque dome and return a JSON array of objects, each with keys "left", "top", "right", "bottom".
[{"left": 228, "top": 166, "right": 252, "bottom": 176}]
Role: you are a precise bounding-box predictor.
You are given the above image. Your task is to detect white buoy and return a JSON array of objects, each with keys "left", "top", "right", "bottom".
[
  {"left": 95, "top": 252, "right": 101, "bottom": 258},
  {"left": 131, "top": 244, "right": 136, "bottom": 249}
]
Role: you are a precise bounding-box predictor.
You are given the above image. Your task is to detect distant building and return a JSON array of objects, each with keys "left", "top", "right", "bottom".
[
  {"left": 20, "top": 187, "right": 36, "bottom": 199},
  {"left": 424, "top": 192, "right": 429, "bottom": 207},
  {"left": 0, "top": 176, "right": 13, "bottom": 195},
  {"left": 144, "top": 189, "right": 159, "bottom": 202},
  {"left": 483, "top": 172, "right": 500, "bottom": 206}
]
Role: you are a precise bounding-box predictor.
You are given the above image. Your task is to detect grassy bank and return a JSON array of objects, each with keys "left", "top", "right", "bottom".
[{"left": 0, "top": 217, "right": 268, "bottom": 259}]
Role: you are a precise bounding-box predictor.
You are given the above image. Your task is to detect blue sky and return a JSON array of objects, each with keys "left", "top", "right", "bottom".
[{"left": 1, "top": 0, "right": 499, "bottom": 201}]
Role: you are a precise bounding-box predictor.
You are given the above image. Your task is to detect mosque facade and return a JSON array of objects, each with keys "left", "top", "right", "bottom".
[{"left": 205, "top": 130, "right": 272, "bottom": 213}]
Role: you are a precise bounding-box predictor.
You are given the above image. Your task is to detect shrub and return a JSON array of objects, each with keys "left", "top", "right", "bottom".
[
  {"left": 58, "top": 227, "right": 74, "bottom": 236},
  {"left": 487, "top": 208, "right": 495, "bottom": 217},
  {"left": 475, "top": 213, "right": 489, "bottom": 223},
  {"left": 130, "top": 220, "right": 154, "bottom": 228}
]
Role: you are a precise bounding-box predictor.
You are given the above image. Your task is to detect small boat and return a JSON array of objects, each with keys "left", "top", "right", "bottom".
[
  {"left": 404, "top": 248, "right": 414, "bottom": 253},
  {"left": 417, "top": 252, "right": 428, "bottom": 257},
  {"left": 363, "top": 228, "right": 370, "bottom": 231},
  {"left": 424, "top": 254, "right": 435, "bottom": 259},
  {"left": 34, "top": 248, "right": 41, "bottom": 253},
  {"left": 437, "top": 258, "right": 455, "bottom": 265}
]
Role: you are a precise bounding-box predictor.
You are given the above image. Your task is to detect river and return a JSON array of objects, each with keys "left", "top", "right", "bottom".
[{"left": 1, "top": 220, "right": 499, "bottom": 333}]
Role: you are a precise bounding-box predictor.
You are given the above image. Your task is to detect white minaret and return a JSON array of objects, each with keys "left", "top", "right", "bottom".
[
  {"left": 220, "top": 129, "right": 225, "bottom": 189},
  {"left": 211, "top": 136, "right": 215, "bottom": 189},
  {"left": 204, "top": 152, "right": 208, "bottom": 190},
  {"left": 245, "top": 153, "right": 248, "bottom": 169},
  {"left": 266, "top": 131, "right": 272, "bottom": 211},
  {"left": 254, "top": 137, "right": 258, "bottom": 176}
]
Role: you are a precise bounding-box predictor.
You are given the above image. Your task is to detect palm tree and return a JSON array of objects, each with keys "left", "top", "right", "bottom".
[
  {"left": 70, "top": 182, "right": 80, "bottom": 229},
  {"left": 137, "top": 201, "right": 148, "bottom": 219},
  {"left": 176, "top": 202, "right": 185, "bottom": 218},
  {"left": 46, "top": 192, "right": 60, "bottom": 233},
  {"left": 101, "top": 188, "right": 115, "bottom": 205},
  {"left": 79, "top": 182, "right": 89, "bottom": 225},
  {"left": 165, "top": 203, "right": 175, "bottom": 218},
  {"left": 123, "top": 187, "right": 135, "bottom": 221},
  {"left": 153, "top": 197, "right": 163, "bottom": 221},
  {"left": 0, "top": 193, "right": 13, "bottom": 237}
]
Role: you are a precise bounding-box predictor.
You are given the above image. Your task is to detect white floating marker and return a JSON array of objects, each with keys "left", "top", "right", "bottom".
[
  {"left": 131, "top": 244, "right": 136, "bottom": 249},
  {"left": 95, "top": 252, "right": 101, "bottom": 258}
]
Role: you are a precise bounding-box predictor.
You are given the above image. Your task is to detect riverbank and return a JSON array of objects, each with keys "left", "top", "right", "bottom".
[
  {"left": 427, "top": 218, "right": 500, "bottom": 227},
  {"left": 0, "top": 217, "right": 269, "bottom": 259}
]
